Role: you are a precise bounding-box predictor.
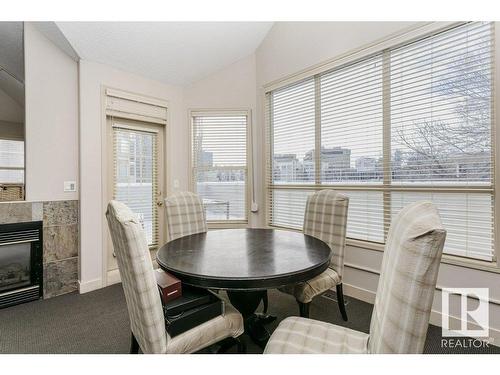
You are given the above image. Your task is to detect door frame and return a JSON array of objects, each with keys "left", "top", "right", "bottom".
[
  {"left": 107, "top": 117, "right": 166, "bottom": 260},
  {"left": 100, "top": 87, "right": 169, "bottom": 287}
]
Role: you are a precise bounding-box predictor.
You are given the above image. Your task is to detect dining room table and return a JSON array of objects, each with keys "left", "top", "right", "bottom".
[{"left": 156, "top": 228, "right": 331, "bottom": 347}]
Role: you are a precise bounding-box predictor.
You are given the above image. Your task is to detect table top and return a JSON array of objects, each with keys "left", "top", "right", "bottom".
[{"left": 156, "top": 228, "right": 331, "bottom": 291}]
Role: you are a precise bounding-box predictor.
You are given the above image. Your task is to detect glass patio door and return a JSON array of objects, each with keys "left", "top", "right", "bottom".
[{"left": 108, "top": 118, "right": 165, "bottom": 271}]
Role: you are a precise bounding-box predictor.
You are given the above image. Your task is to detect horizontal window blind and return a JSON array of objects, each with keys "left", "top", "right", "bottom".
[
  {"left": 320, "top": 54, "right": 384, "bottom": 184},
  {"left": 113, "top": 126, "right": 159, "bottom": 247},
  {"left": 271, "top": 78, "right": 316, "bottom": 183},
  {"left": 266, "top": 21, "right": 495, "bottom": 261},
  {"left": 192, "top": 113, "right": 248, "bottom": 222},
  {"left": 0, "top": 139, "right": 24, "bottom": 184},
  {"left": 390, "top": 22, "right": 493, "bottom": 185}
]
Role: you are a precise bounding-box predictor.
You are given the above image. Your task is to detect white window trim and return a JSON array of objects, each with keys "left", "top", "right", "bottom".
[
  {"left": 263, "top": 21, "right": 499, "bottom": 272},
  {"left": 188, "top": 108, "right": 252, "bottom": 227}
]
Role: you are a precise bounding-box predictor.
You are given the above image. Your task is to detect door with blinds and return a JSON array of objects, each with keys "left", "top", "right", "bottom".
[{"left": 107, "top": 118, "right": 165, "bottom": 271}]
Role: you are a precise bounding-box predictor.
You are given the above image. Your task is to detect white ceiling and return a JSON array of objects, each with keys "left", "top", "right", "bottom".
[{"left": 56, "top": 22, "right": 273, "bottom": 86}]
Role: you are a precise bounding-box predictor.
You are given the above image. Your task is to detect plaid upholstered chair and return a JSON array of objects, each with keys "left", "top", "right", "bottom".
[
  {"left": 106, "top": 200, "right": 245, "bottom": 354},
  {"left": 279, "top": 190, "right": 349, "bottom": 320},
  {"left": 165, "top": 191, "right": 208, "bottom": 242},
  {"left": 265, "top": 201, "right": 446, "bottom": 354}
]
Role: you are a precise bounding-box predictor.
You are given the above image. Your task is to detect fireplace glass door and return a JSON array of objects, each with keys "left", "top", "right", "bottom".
[{"left": 0, "top": 242, "right": 31, "bottom": 293}]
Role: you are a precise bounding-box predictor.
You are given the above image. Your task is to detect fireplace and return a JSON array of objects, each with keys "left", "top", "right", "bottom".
[{"left": 0, "top": 221, "right": 43, "bottom": 308}]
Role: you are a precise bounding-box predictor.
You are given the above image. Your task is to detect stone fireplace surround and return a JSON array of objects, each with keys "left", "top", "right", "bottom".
[{"left": 0, "top": 200, "right": 78, "bottom": 299}]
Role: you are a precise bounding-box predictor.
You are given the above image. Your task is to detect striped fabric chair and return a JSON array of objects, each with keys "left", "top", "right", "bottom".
[
  {"left": 279, "top": 190, "right": 349, "bottom": 320},
  {"left": 106, "top": 200, "right": 244, "bottom": 354},
  {"left": 165, "top": 191, "right": 208, "bottom": 242},
  {"left": 265, "top": 201, "right": 446, "bottom": 354}
]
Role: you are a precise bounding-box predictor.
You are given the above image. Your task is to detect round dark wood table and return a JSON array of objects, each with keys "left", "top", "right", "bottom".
[{"left": 156, "top": 228, "right": 331, "bottom": 347}]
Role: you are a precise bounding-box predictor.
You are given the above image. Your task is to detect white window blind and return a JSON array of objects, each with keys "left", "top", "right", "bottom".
[
  {"left": 191, "top": 112, "right": 248, "bottom": 222},
  {"left": 271, "top": 78, "right": 316, "bottom": 183},
  {"left": 0, "top": 139, "right": 24, "bottom": 184},
  {"left": 321, "top": 54, "right": 385, "bottom": 243},
  {"left": 112, "top": 126, "right": 159, "bottom": 247},
  {"left": 266, "top": 22, "right": 495, "bottom": 261}
]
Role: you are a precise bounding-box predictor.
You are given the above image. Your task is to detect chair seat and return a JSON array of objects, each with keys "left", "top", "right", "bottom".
[
  {"left": 166, "top": 301, "right": 244, "bottom": 354},
  {"left": 279, "top": 268, "right": 341, "bottom": 303},
  {"left": 264, "top": 317, "right": 369, "bottom": 354}
]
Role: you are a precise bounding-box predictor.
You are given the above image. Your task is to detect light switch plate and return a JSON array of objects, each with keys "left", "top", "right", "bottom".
[{"left": 64, "top": 181, "right": 77, "bottom": 192}]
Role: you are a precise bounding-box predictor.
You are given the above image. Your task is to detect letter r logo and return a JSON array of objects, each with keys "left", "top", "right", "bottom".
[{"left": 442, "top": 288, "right": 489, "bottom": 338}]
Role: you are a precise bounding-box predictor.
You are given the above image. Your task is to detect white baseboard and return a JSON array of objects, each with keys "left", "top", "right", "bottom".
[
  {"left": 106, "top": 268, "right": 121, "bottom": 286},
  {"left": 78, "top": 278, "right": 102, "bottom": 294},
  {"left": 342, "top": 282, "right": 500, "bottom": 348},
  {"left": 343, "top": 282, "right": 376, "bottom": 304}
]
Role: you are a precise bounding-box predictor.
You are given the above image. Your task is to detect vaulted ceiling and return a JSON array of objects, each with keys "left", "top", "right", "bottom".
[{"left": 56, "top": 22, "right": 273, "bottom": 86}]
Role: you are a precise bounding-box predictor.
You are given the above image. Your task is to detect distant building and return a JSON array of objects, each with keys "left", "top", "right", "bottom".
[
  {"left": 273, "top": 153, "right": 301, "bottom": 181},
  {"left": 303, "top": 147, "right": 351, "bottom": 181},
  {"left": 355, "top": 157, "right": 377, "bottom": 173},
  {"left": 304, "top": 147, "right": 351, "bottom": 170}
]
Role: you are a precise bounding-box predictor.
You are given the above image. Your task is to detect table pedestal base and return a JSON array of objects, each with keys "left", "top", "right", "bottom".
[{"left": 227, "top": 290, "right": 276, "bottom": 349}]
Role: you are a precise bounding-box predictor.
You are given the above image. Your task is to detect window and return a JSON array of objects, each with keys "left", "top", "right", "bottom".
[
  {"left": 0, "top": 139, "right": 24, "bottom": 184},
  {"left": 112, "top": 123, "right": 163, "bottom": 248},
  {"left": 191, "top": 111, "right": 248, "bottom": 223},
  {"left": 0, "top": 139, "right": 25, "bottom": 201},
  {"left": 266, "top": 22, "right": 495, "bottom": 261}
]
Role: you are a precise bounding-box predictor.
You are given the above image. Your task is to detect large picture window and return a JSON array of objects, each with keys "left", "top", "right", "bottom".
[
  {"left": 191, "top": 111, "right": 248, "bottom": 223},
  {"left": 266, "top": 22, "right": 495, "bottom": 261}
]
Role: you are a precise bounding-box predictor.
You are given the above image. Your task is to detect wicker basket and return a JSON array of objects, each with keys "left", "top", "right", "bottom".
[{"left": 0, "top": 184, "right": 24, "bottom": 201}]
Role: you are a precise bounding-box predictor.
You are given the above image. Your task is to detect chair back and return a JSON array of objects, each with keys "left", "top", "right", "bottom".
[
  {"left": 368, "top": 201, "right": 446, "bottom": 354},
  {"left": 303, "top": 190, "right": 349, "bottom": 279},
  {"left": 106, "top": 200, "right": 167, "bottom": 354},
  {"left": 165, "top": 191, "right": 207, "bottom": 242}
]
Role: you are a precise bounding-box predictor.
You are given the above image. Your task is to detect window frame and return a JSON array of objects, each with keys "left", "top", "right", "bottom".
[
  {"left": 189, "top": 109, "right": 252, "bottom": 228},
  {"left": 264, "top": 21, "right": 499, "bottom": 271}
]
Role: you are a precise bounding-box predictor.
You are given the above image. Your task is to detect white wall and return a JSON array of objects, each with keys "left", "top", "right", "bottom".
[
  {"left": 24, "top": 22, "right": 79, "bottom": 202},
  {"left": 256, "top": 22, "right": 417, "bottom": 87},
  {"left": 78, "top": 60, "right": 187, "bottom": 292},
  {"left": 0, "top": 87, "right": 23, "bottom": 123},
  {"left": 184, "top": 54, "right": 259, "bottom": 226},
  {"left": 185, "top": 54, "right": 256, "bottom": 109},
  {"left": 254, "top": 21, "right": 500, "bottom": 341}
]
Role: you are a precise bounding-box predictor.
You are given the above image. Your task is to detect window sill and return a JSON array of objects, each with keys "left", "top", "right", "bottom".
[
  {"left": 268, "top": 224, "right": 500, "bottom": 274},
  {"left": 440, "top": 254, "right": 499, "bottom": 274},
  {"left": 349, "top": 237, "right": 500, "bottom": 274},
  {"left": 208, "top": 220, "right": 248, "bottom": 230},
  {"left": 346, "top": 238, "right": 385, "bottom": 252}
]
